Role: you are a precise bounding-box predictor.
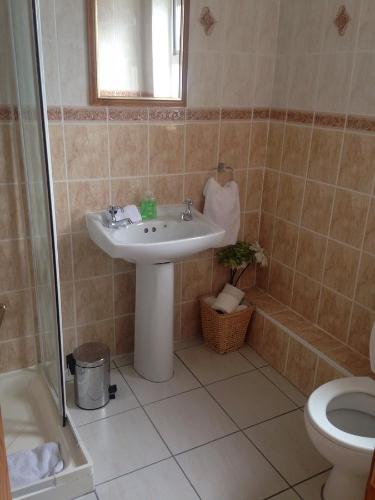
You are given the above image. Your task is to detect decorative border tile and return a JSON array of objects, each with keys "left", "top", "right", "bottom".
[
  {"left": 347, "top": 115, "right": 375, "bottom": 133},
  {"left": 63, "top": 107, "right": 107, "bottom": 122},
  {"left": 270, "top": 109, "right": 287, "bottom": 121},
  {"left": 221, "top": 108, "right": 252, "bottom": 120},
  {"left": 47, "top": 106, "right": 62, "bottom": 121},
  {"left": 286, "top": 110, "right": 314, "bottom": 124},
  {"left": 253, "top": 108, "right": 270, "bottom": 120},
  {"left": 18, "top": 107, "right": 38, "bottom": 122},
  {"left": 149, "top": 107, "right": 185, "bottom": 121},
  {"left": 186, "top": 108, "right": 220, "bottom": 121},
  {"left": 108, "top": 108, "right": 148, "bottom": 122},
  {"left": 43, "top": 104, "right": 375, "bottom": 134},
  {"left": 0, "top": 105, "right": 12, "bottom": 121},
  {"left": 314, "top": 112, "right": 346, "bottom": 129}
]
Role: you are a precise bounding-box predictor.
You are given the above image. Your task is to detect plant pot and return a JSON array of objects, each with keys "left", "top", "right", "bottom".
[{"left": 200, "top": 297, "right": 254, "bottom": 354}]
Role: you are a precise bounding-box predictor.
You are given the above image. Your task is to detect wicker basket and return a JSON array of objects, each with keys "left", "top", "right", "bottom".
[{"left": 200, "top": 297, "right": 254, "bottom": 354}]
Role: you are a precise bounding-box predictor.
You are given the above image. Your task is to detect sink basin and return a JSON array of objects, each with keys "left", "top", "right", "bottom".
[
  {"left": 86, "top": 204, "right": 225, "bottom": 383},
  {"left": 86, "top": 205, "right": 225, "bottom": 264}
]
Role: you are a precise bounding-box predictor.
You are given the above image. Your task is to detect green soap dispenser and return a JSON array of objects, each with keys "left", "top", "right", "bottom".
[{"left": 140, "top": 191, "right": 157, "bottom": 220}]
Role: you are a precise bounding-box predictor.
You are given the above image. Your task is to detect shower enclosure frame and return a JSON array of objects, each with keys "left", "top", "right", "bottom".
[
  {"left": 1, "top": 2, "right": 94, "bottom": 497},
  {"left": 8, "top": 0, "right": 67, "bottom": 424},
  {"left": 31, "top": 0, "right": 67, "bottom": 425}
]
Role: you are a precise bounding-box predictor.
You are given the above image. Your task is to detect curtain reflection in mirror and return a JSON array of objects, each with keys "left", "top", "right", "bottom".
[{"left": 96, "top": 0, "right": 182, "bottom": 99}]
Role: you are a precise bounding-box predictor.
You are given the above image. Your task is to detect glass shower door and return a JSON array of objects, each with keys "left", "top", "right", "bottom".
[{"left": 8, "top": 0, "right": 66, "bottom": 422}]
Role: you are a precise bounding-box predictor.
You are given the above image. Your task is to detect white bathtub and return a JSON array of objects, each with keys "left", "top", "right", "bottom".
[{"left": 0, "top": 366, "right": 93, "bottom": 499}]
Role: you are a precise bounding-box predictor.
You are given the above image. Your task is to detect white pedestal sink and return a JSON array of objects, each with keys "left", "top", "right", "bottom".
[{"left": 86, "top": 205, "right": 225, "bottom": 382}]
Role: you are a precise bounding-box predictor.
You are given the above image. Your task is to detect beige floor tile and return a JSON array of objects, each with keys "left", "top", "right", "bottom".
[
  {"left": 176, "top": 433, "right": 287, "bottom": 500},
  {"left": 176, "top": 344, "right": 254, "bottom": 385},
  {"left": 96, "top": 458, "right": 198, "bottom": 500},
  {"left": 207, "top": 371, "right": 296, "bottom": 428},
  {"left": 119, "top": 356, "right": 200, "bottom": 405},
  {"left": 239, "top": 344, "right": 268, "bottom": 367},
  {"left": 245, "top": 410, "right": 330, "bottom": 485},
  {"left": 79, "top": 408, "right": 170, "bottom": 484},
  {"left": 145, "top": 388, "right": 237, "bottom": 454},
  {"left": 260, "top": 365, "right": 307, "bottom": 407},
  {"left": 294, "top": 471, "right": 330, "bottom": 499},
  {"left": 271, "top": 490, "right": 300, "bottom": 499},
  {"left": 113, "top": 353, "right": 133, "bottom": 367}
]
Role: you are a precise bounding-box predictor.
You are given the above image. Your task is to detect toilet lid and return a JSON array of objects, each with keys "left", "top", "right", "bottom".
[{"left": 306, "top": 377, "right": 375, "bottom": 453}]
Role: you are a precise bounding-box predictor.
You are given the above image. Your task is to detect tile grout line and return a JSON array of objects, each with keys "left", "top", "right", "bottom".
[
  {"left": 93, "top": 456, "right": 173, "bottom": 490},
  {"left": 105, "top": 107, "right": 117, "bottom": 354},
  {"left": 257, "top": 165, "right": 375, "bottom": 200},
  {"left": 291, "top": 466, "right": 332, "bottom": 489},
  {"left": 267, "top": 108, "right": 287, "bottom": 292},
  {"left": 287, "top": 19, "right": 324, "bottom": 316},
  {"left": 255, "top": 308, "right": 353, "bottom": 376},
  {"left": 237, "top": 349, "right": 269, "bottom": 369},
  {"left": 264, "top": 487, "right": 302, "bottom": 500},
  {"left": 174, "top": 352, "right": 296, "bottom": 492},
  {"left": 52, "top": 0, "right": 79, "bottom": 351},
  {"left": 75, "top": 345, "right": 325, "bottom": 499},
  {"left": 201, "top": 366, "right": 257, "bottom": 387},
  {"left": 346, "top": 175, "right": 375, "bottom": 344},
  {"left": 240, "top": 406, "right": 301, "bottom": 433},
  {"left": 261, "top": 206, "right": 374, "bottom": 256},
  {"left": 115, "top": 362, "right": 203, "bottom": 500},
  {"left": 265, "top": 253, "right": 375, "bottom": 317},
  {"left": 258, "top": 365, "right": 307, "bottom": 407}
]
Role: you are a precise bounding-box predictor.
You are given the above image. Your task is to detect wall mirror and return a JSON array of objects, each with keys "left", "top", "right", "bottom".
[{"left": 87, "top": 0, "right": 189, "bottom": 106}]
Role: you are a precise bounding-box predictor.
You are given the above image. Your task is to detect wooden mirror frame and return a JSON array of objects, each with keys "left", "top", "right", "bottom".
[{"left": 87, "top": 0, "right": 190, "bottom": 107}]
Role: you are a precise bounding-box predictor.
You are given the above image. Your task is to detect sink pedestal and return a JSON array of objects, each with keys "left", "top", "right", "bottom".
[{"left": 134, "top": 262, "right": 174, "bottom": 382}]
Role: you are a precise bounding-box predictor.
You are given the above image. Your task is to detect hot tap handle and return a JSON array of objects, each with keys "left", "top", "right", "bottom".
[{"left": 108, "top": 205, "right": 120, "bottom": 218}]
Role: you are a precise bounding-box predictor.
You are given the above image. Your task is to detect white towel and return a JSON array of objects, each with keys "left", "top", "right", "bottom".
[
  {"left": 203, "top": 177, "right": 240, "bottom": 247},
  {"left": 114, "top": 205, "right": 142, "bottom": 223},
  {"left": 122, "top": 204, "right": 142, "bottom": 223},
  {"left": 7, "top": 442, "right": 64, "bottom": 489}
]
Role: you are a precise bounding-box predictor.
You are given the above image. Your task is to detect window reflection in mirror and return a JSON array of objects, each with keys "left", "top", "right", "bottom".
[{"left": 88, "top": 0, "right": 189, "bottom": 105}]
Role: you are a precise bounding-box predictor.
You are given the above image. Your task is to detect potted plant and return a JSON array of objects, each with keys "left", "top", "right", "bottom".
[
  {"left": 216, "top": 240, "right": 268, "bottom": 287},
  {"left": 200, "top": 241, "right": 268, "bottom": 354}
]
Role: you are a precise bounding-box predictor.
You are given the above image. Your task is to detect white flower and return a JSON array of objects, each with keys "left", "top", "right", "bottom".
[{"left": 250, "top": 242, "right": 268, "bottom": 267}]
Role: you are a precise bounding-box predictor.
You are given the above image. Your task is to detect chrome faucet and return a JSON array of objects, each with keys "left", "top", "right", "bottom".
[
  {"left": 181, "top": 199, "right": 193, "bottom": 221},
  {"left": 103, "top": 205, "right": 133, "bottom": 229}
]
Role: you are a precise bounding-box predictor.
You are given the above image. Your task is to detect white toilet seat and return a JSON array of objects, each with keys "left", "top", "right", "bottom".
[{"left": 306, "top": 376, "right": 375, "bottom": 454}]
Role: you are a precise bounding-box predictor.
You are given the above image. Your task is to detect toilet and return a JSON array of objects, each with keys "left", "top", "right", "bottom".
[{"left": 305, "top": 324, "right": 375, "bottom": 500}]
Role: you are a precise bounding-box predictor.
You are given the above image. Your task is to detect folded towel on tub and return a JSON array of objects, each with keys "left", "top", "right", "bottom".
[{"left": 7, "top": 441, "right": 64, "bottom": 489}]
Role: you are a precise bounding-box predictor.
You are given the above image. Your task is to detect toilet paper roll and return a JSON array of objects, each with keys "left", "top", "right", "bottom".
[
  {"left": 221, "top": 283, "right": 245, "bottom": 302},
  {"left": 212, "top": 292, "right": 241, "bottom": 314},
  {"left": 203, "top": 296, "right": 216, "bottom": 307}
]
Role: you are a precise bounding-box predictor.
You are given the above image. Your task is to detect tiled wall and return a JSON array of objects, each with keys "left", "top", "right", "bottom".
[
  {"left": 257, "top": 0, "right": 375, "bottom": 364},
  {"left": 0, "top": 113, "right": 38, "bottom": 372},
  {"left": 40, "top": 0, "right": 279, "bottom": 357},
  {"left": 0, "top": 3, "right": 38, "bottom": 372},
  {"left": 50, "top": 107, "right": 268, "bottom": 357},
  {"left": 2, "top": 0, "right": 374, "bottom": 375},
  {"left": 40, "top": 0, "right": 279, "bottom": 108}
]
